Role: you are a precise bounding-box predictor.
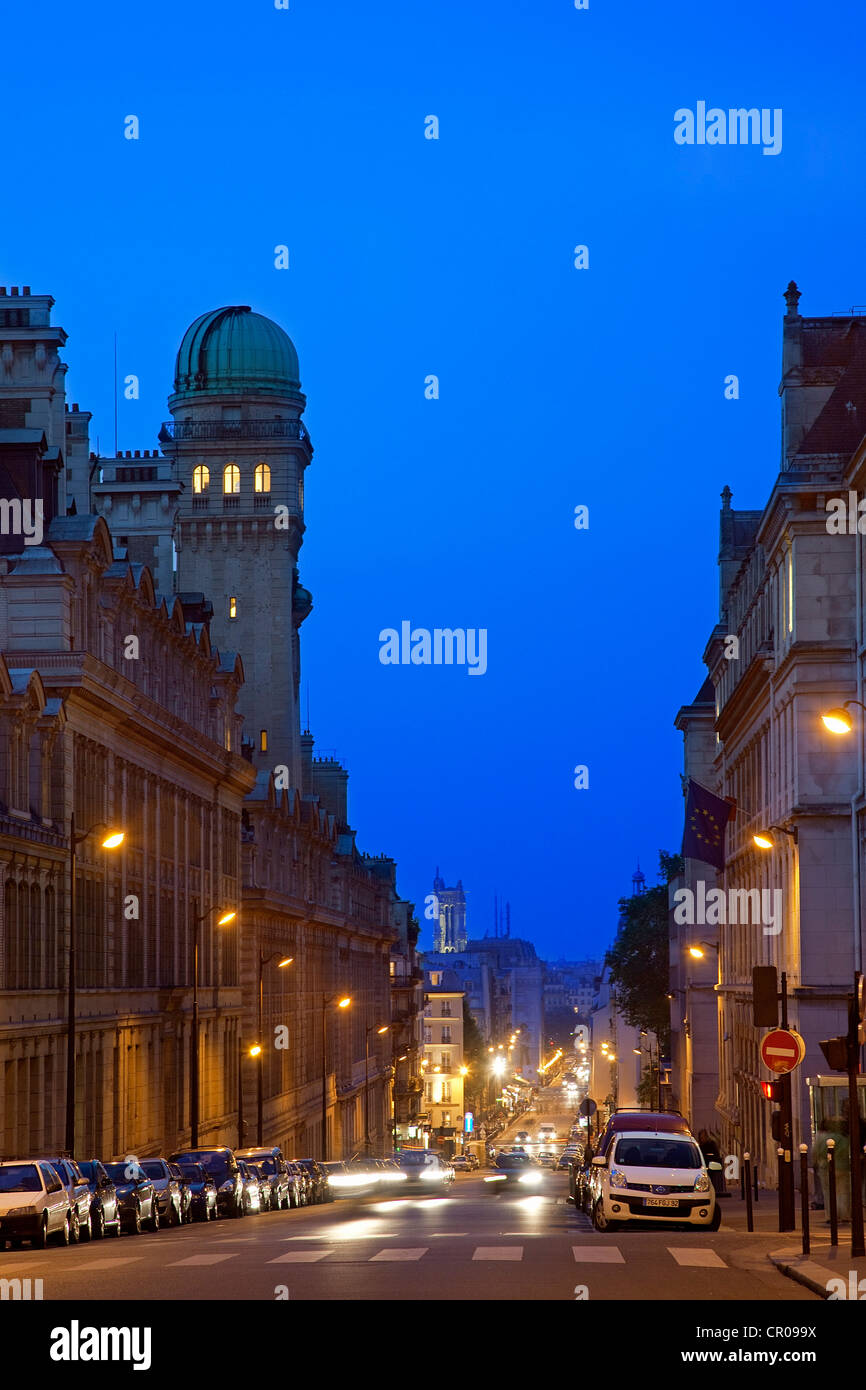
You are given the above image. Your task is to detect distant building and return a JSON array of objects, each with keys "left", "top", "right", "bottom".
[
  {"left": 431, "top": 868, "right": 467, "bottom": 952},
  {"left": 422, "top": 968, "right": 465, "bottom": 1145}
]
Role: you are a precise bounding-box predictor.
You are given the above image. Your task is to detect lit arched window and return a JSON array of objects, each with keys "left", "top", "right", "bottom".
[
  {"left": 192, "top": 465, "right": 210, "bottom": 493},
  {"left": 223, "top": 463, "right": 240, "bottom": 494},
  {"left": 254, "top": 463, "right": 271, "bottom": 494}
]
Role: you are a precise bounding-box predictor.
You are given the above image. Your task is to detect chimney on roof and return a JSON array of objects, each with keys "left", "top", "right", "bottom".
[
  {"left": 22, "top": 286, "right": 30, "bottom": 295},
  {"left": 10, "top": 287, "right": 18, "bottom": 296},
  {"left": 784, "top": 280, "right": 801, "bottom": 317},
  {"left": 0, "top": 288, "right": 6, "bottom": 296}
]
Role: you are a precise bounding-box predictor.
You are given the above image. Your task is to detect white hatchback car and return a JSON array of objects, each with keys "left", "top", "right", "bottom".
[
  {"left": 589, "top": 1131, "right": 721, "bottom": 1232},
  {"left": 0, "top": 1160, "right": 73, "bottom": 1248}
]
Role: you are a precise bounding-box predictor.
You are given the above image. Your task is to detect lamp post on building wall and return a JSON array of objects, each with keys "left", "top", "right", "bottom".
[
  {"left": 321, "top": 994, "right": 351, "bottom": 1160},
  {"left": 238, "top": 1040, "right": 261, "bottom": 1149},
  {"left": 364, "top": 1023, "right": 389, "bottom": 1154},
  {"left": 66, "top": 816, "right": 125, "bottom": 1154},
  {"left": 190, "top": 905, "right": 236, "bottom": 1148},
  {"left": 257, "top": 953, "right": 293, "bottom": 1145}
]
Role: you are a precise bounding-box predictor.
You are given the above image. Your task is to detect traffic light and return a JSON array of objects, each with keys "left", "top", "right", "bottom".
[
  {"left": 819, "top": 1036, "right": 852, "bottom": 1072},
  {"left": 752, "top": 966, "right": 779, "bottom": 1027},
  {"left": 761, "top": 1079, "right": 784, "bottom": 1142}
]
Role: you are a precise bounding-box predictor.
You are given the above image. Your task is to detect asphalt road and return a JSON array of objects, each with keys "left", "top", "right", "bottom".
[{"left": 0, "top": 1098, "right": 820, "bottom": 1303}]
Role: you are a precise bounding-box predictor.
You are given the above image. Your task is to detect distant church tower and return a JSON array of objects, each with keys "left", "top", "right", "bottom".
[
  {"left": 167, "top": 306, "right": 313, "bottom": 786},
  {"left": 432, "top": 868, "right": 468, "bottom": 952}
]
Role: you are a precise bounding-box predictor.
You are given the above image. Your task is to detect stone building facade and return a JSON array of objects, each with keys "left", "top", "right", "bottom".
[{"left": 673, "top": 283, "right": 866, "bottom": 1183}]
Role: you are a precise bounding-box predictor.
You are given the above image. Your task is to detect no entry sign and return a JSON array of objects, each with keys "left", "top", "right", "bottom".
[{"left": 760, "top": 1028, "right": 805, "bottom": 1075}]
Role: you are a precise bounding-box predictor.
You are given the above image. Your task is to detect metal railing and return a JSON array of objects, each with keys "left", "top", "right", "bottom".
[{"left": 161, "top": 419, "right": 308, "bottom": 442}]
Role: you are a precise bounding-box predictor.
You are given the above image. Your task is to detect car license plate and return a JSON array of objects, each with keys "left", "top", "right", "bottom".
[{"left": 646, "top": 1197, "right": 678, "bottom": 1208}]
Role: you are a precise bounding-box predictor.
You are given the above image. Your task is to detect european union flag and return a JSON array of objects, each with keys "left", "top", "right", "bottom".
[{"left": 682, "top": 779, "right": 735, "bottom": 870}]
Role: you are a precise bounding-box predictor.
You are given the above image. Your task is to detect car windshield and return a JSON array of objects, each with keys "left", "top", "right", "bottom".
[
  {"left": 614, "top": 1139, "right": 703, "bottom": 1169},
  {"left": 254, "top": 1159, "right": 276, "bottom": 1174},
  {"left": 0, "top": 1164, "right": 42, "bottom": 1192},
  {"left": 397, "top": 1152, "right": 431, "bottom": 1166},
  {"left": 496, "top": 1153, "right": 531, "bottom": 1169},
  {"left": 77, "top": 1162, "right": 99, "bottom": 1181},
  {"left": 173, "top": 1153, "right": 231, "bottom": 1179},
  {"left": 178, "top": 1165, "right": 204, "bottom": 1181},
  {"left": 104, "top": 1163, "right": 140, "bottom": 1183},
  {"left": 140, "top": 1162, "right": 166, "bottom": 1179}
]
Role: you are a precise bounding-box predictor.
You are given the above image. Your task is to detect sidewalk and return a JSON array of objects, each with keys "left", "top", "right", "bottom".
[{"left": 718, "top": 1187, "right": 866, "bottom": 1298}]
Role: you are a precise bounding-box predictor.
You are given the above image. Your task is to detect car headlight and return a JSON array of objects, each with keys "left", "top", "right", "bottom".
[
  {"left": 608, "top": 1167, "right": 628, "bottom": 1190},
  {"left": 219, "top": 1180, "right": 234, "bottom": 1192},
  {"left": 421, "top": 1169, "right": 445, "bottom": 1181},
  {"left": 518, "top": 1172, "right": 542, "bottom": 1186},
  {"left": 694, "top": 1172, "right": 711, "bottom": 1192},
  {"left": 7, "top": 1205, "right": 37, "bottom": 1217}
]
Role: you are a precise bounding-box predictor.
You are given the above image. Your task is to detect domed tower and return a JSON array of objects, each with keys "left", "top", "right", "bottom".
[{"left": 166, "top": 305, "right": 313, "bottom": 785}]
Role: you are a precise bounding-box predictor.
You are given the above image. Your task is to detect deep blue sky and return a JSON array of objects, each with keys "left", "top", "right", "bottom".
[{"left": 3, "top": 0, "right": 864, "bottom": 959}]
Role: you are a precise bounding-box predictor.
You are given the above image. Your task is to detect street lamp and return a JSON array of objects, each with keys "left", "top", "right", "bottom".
[
  {"left": 321, "top": 993, "right": 351, "bottom": 1160},
  {"left": 753, "top": 824, "right": 798, "bottom": 850},
  {"left": 66, "top": 818, "right": 125, "bottom": 1153},
  {"left": 257, "top": 953, "right": 294, "bottom": 1145},
  {"left": 392, "top": 1053, "right": 408, "bottom": 1152},
  {"left": 364, "top": 1022, "right": 389, "bottom": 1154},
  {"left": 238, "top": 1040, "right": 261, "bottom": 1148},
  {"left": 820, "top": 699, "right": 866, "bottom": 735},
  {"left": 190, "top": 905, "right": 236, "bottom": 1147}
]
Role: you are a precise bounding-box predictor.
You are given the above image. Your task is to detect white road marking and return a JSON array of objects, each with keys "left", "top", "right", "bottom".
[
  {"left": 668, "top": 1247, "right": 727, "bottom": 1267},
  {"left": 370, "top": 1248, "right": 428, "bottom": 1261},
  {"left": 269, "top": 1250, "right": 331, "bottom": 1263},
  {"left": 572, "top": 1246, "right": 625, "bottom": 1263},
  {"left": 472, "top": 1246, "right": 523, "bottom": 1261},
  {"left": 167, "top": 1254, "right": 238, "bottom": 1266}
]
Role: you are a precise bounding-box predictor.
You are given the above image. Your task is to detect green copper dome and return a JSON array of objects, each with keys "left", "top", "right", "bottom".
[{"left": 173, "top": 306, "right": 301, "bottom": 399}]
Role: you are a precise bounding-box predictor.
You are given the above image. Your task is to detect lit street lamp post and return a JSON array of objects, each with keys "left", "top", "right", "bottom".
[
  {"left": 364, "top": 1023, "right": 389, "bottom": 1154},
  {"left": 190, "top": 905, "right": 236, "bottom": 1148},
  {"left": 66, "top": 816, "right": 125, "bottom": 1154},
  {"left": 257, "top": 953, "right": 293, "bottom": 1145},
  {"left": 321, "top": 993, "right": 351, "bottom": 1160}
]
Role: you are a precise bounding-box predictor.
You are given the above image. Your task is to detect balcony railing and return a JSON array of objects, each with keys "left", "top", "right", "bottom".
[{"left": 161, "top": 419, "right": 308, "bottom": 442}]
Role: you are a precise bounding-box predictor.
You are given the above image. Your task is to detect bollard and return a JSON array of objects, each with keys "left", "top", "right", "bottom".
[
  {"left": 744, "top": 1151, "right": 754, "bottom": 1232},
  {"left": 827, "top": 1139, "right": 838, "bottom": 1247},
  {"left": 800, "top": 1145, "right": 810, "bottom": 1256},
  {"left": 740, "top": 1155, "right": 746, "bottom": 1202},
  {"left": 777, "top": 1147, "right": 785, "bottom": 1232},
  {"left": 754, "top": 1163, "right": 759, "bottom": 1203}
]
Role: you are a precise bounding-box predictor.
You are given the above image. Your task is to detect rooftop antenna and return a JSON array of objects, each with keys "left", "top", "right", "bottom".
[
  {"left": 305, "top": 682, "right": 310, "bottom": 733},
  {"left": 113, "top": 331, "right": 118, "bottom": 457},
  {"left": 494, "top": 894, "right": 498, "bottom": 938}
]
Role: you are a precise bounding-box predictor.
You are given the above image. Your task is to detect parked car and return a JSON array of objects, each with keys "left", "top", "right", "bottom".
[
  {"left": 292, "top": 1158, "right": 330, "bottom": 1204},
  {"left": 103, "top": 1159, "right": 160, "bottom": 1234},
  {"left": 556, "top": 1151, "right": 576, "bottom": 1171},
  {"left": 139, "top": 1158, "right": 184, "bottom": 1226},
  {"left": 536, "top": 1149, "right": 557, "bottom": 1168},
  {"left": 0, "top": 1160, "right": 72, "bottom": 1248},
  {"left": 450, "top": 1154, "right": 471, "bottom": 1173},
  {"left": 169, "top": 1148, "right": 245, "bottom": 1219},
  {"left": 33, "top": 1157, "right": 94, "bottom": 1242},
  {"left": 287, "top": 1160, "right": 312, "bottom": 1206},
  {"left": 76, "top": 1159, "right": 123, "bottom": 1239},
  {"left": 167, "top": 1162, "right": 193, "bottom": 1223},
  {"left": 236, "top": 1147, "right": 291, "bottom": 1211},
  {"left": 588, "top": 1131, "right": 721, "bottom": 1232},
  {"left": 174, "top": 1161, "right": 218, "bottom": 1222},
  {"left": 237, "top": 1160, "right": 263, "bottom": 1214},
  {"left": 485, "top": 1150, "right": 544, "bottom": 1192}
]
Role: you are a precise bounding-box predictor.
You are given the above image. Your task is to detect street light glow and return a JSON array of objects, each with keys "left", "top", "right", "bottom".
[
  {"left": 688, "top": 946, "right": 705, "bottom": 959},
  {"left": 278, "top": 956, "right": 294, "bottom": 967},
  {"left": 753, "top": 832, "right": 775, "bottom": 850},
  {"left": 821, "top": 707, "right": 853, "bottom": 734},
  {"left": 337, "top": 996, "right": 351, "bottom": 1008},
  {"left": 216, "top": 910, "right": 237, "bottom": 926},
  {"left": 100, "top": 830, "right": 125, "bottom": 849},
  {"left": 249, "top": 1044, "right": 262, "bottom": 1057}
]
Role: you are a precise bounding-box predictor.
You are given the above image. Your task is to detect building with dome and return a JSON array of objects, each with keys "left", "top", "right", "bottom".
[{"left": 0, "top": 287, "right": 418, "bottom": 1160}]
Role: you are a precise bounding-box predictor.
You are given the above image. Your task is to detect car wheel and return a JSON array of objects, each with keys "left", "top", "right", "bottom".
[
  {"left": 108, "top": 1211, "right": 122, "bottom": 1237},
  {"left": 33, "top": 1213, "right": 49, "bottom": 1249},
  {"left": 147, "top": 1201, "right": 160, "bottom": 1233},
  {"left": 127, "top": 1203, "right": 142, "bottom": 1236},
  {"left": 69, "top": 1209, "right": 80, "bottom": 1243},
  {"left": 708, "top": 1206, "right": 722, "bottom": 1231},
  {"left": 592, "top": 1198, "right": 618, "bottom": 1233},
  {"left": 169, "top": 1199, "right": 181, "bottom": 1226},
  {"left": 91, "top": 1206, "right": 105, "bottom": 1240},
  {"left": 78, "top": 1207, "right": 92, "bottom": 1241},
  {"left": 55, "top": 1214, "right": 71, "bottom": 1247},
  {"left": 235, "top": 1194, "right": 245, "bottom": 1218}
]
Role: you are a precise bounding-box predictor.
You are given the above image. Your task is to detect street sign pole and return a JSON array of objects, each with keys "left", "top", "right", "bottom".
[
  {"left": 778, "top": 973, "right": 796, "bottom": 1232},
  {"left": 848, "top": 974, "right": 864, "bottom": 1258}
]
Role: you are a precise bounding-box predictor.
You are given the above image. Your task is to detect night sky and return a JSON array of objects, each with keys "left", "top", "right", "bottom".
[{"left": 3, "top": 0, "right": 864, "bottom": 958}]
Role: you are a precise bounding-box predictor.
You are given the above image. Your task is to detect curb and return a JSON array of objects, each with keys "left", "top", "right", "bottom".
[{"left": 768, "top": 1249, "right": 832, "bottom": 1299}]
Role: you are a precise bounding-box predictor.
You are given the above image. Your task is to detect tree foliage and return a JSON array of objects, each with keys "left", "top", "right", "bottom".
[{"left": 604, "top": 851, "right": 682, "bottom": 1048}]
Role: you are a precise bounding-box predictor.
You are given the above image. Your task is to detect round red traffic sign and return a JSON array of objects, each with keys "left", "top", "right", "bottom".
[{"left": 760, "top": 1028, "right": 805, "bottom": 1075}]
